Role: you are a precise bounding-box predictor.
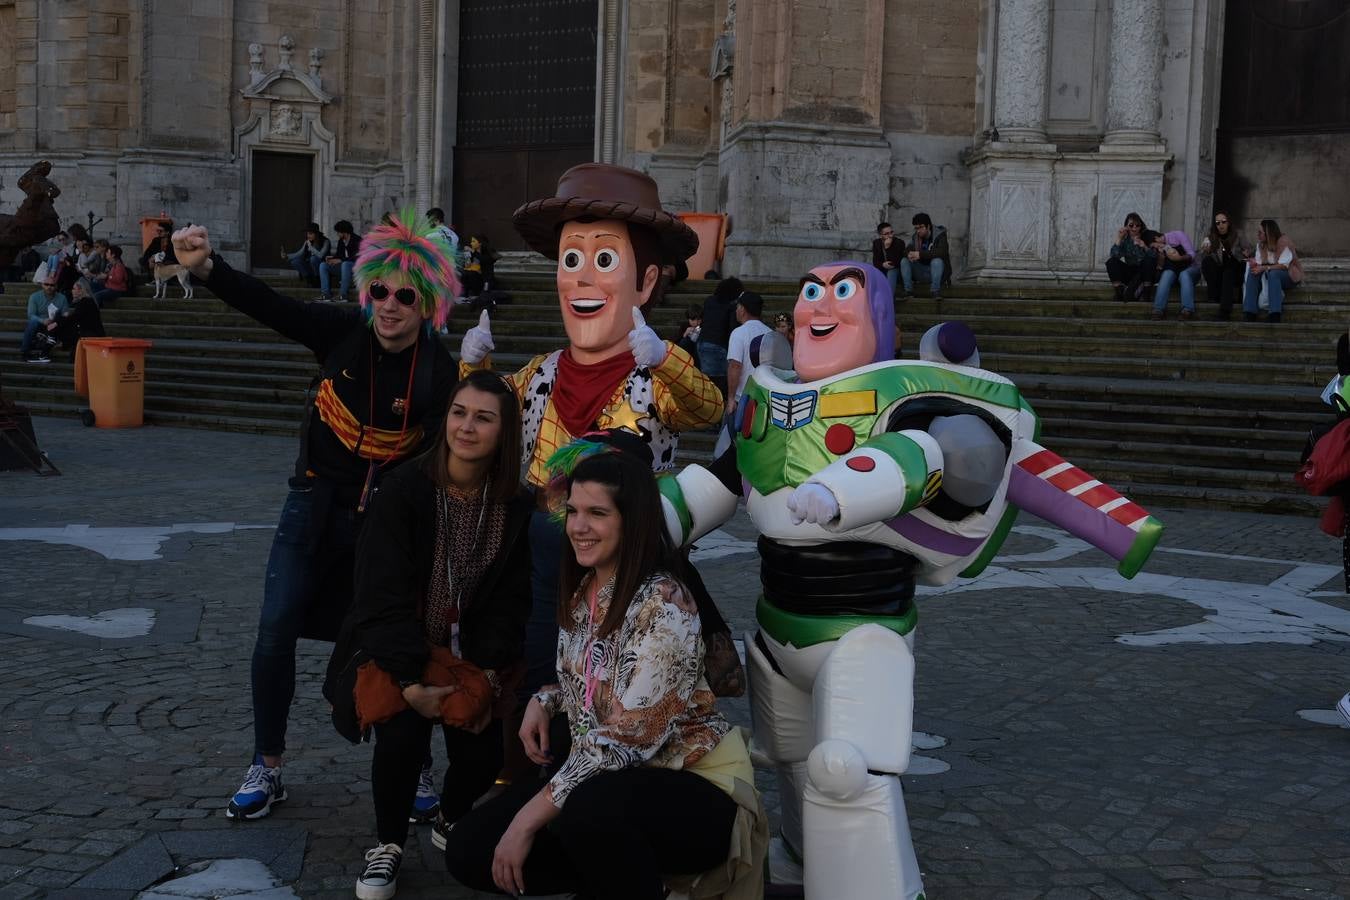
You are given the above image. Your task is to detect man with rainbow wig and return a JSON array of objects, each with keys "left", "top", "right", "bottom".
[
  {"left": 173, "top": 214, "right": 461, "bottom": 821},
  {"left": 660, "top": 260, "right": 1164, "bottom": 899}
]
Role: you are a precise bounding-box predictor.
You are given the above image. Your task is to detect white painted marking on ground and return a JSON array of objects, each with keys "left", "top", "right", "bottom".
[
  {"left": 929, "top": 526, "right": 1350, "bottom": 647},
  {"left": 24, "top": 607, "right": 156, "bottom": 639},
  {"left": 0, "top": 523, "right": 273, "bottom": 561},
  {"left": 136, "top": 857, "right": 297, "bottom": 899},
  {"left": 1296, "top": 709, "right": 1350, "bottom": 729}
]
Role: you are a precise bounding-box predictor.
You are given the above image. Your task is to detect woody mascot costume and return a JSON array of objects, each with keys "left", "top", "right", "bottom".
[
  {"left": 660, "top": 261, "right": 1164, "bottom": 899},
  {"left": 172, "top": 213, "right": 461, "bottom": 821},
  {"left": 457, "top": 163, "right": 725, "bottom": 700}
]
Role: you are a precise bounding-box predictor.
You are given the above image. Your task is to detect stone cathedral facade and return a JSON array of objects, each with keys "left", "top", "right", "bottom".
[{"left": 0, "top": 0, "right": 1344, "bottom": 277}]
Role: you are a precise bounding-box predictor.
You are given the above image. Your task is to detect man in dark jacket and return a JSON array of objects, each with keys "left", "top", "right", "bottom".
[
  {"left": 871, "top": 222, "right": 905, "bottom": 296},
  {"left": 172, "top": 214, "right": 460, "bottom": 821},
  {"left": 320, "top": 219, "right": 361, "bottom": 302},
  {"left": 900, "top": 212, "right": 952, "bottom": 300}
]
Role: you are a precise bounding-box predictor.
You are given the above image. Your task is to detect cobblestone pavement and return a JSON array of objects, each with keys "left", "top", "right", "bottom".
[{"left": 2, "top": 416, "right": 1350, "bottom": 898}]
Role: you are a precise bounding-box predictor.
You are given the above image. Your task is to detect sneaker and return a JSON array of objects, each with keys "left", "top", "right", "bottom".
[
  {"left": 24, "top": 352, "right": 51, "bottom": 364},
  {"left": 932, "top": 292, "right": 943, "bottom": 302},
  {"left": 430, "top": 815, "right": 453, "bottom": 852},
  {"left": 1150, "top": 309, "right": 1164, "bottom": 320},
  {"left": 225, "top": 755, "right": 287, "bottom": 820},
  {"left": 1179, "top": 308, "right": 1193, "bottom": 321},
  {"left": 1338, "top": 692, "right": 1350, "bottom": 726},
  {"left": 318, "top": 292, "right": 332, "bottom": 302},
  {"left": 356, "top": 843, "right": 402, "bottom": 900},
  {"left": 409, "top": 758, "right": 440, "bottom": 824}
]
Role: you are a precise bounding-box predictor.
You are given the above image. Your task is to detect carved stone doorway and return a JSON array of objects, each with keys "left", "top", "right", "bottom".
[{"left": 249, "top": 151, "right": 313, "bottom": 269}]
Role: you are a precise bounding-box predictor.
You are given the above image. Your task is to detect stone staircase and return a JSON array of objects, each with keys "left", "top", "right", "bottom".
[{"left": 2, "top": 269, "right": 1346, "bottom": 515}]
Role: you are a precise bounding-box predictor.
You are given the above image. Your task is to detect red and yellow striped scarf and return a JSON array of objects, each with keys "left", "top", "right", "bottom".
[{"left": 313, "top": 378, "right": 424, "bottom": 462}]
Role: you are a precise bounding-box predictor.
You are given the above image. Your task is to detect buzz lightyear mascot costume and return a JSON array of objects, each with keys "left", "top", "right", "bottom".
[{"left": 660, "top": 261, "right": 1164, "bottom": 900}]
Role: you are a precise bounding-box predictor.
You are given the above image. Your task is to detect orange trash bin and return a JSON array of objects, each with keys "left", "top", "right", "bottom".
[{"left": 74, "top": 338, "right": 154, "bottom": 428}]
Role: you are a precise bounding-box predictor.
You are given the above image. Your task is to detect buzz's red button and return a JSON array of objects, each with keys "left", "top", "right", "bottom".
[
  {"left": 846, "top": 455, "right": 876, "bottom": 473},
  {"left": 824, "top": 424, "right": 855, "bottom": 455},
  {"left": 741, "top": 398, "right": 757, "bottom": 438}
]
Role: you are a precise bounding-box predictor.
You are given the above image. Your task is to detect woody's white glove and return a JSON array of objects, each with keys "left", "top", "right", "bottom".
[
  {"left": 628, "top": 308, "right": 668, "bottom": 368},
  {"left": 786, "top": 482, "right": 840, "bottom": 526},
  {"left": 459, "top": 310, "right": 494, "bottom": 365}
]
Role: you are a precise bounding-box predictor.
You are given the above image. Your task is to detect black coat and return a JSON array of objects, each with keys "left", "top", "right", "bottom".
[{"left": 323, "top": 461, "right": 535, "bottom": 691}]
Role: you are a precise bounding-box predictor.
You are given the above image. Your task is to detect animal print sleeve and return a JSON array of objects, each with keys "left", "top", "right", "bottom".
[{"left": 546, "top": 577, "right": 703, "bottom": 807}]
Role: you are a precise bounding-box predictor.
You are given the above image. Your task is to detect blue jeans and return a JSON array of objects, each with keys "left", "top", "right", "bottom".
[
  {"left": 20, "top": 316, "right": 46, "bottom": 353},
  {"left": 1152, "top": 267, "right": 1199, "bottom": 312},
  {"left": 251, "top": 487, "right": 360, "bottom": 757},
  {"left": 319, "top": 260, "right": 354, "bottom": 298},
  {"left": 696, "top": 341, "right": 728, "bottom": 378},
  {"left": 884, "top": 267, "right": 900, "bottom": 295},
  {"left": 288, "top": 250, "right": 319, "bottom": 283},
  {"left": 900, "top": 257, "right": 945, "bottom": 293},
  {"left": 94, "top": 289, "right": 122, "bottom": 308},
  {"left": 522, "top": 507, "right": 563, "bottom": 699},
  {"left": 1243, "top": 269, "right": 1295, "bottom": 315}
]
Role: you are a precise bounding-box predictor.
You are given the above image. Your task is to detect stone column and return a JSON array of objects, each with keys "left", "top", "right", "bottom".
[
  {"left": 992, "top": 0, "right": 1051, "bottom": 143},
  {"left": 1104, "top": 0, "right": 1164, "bottom": 145}
]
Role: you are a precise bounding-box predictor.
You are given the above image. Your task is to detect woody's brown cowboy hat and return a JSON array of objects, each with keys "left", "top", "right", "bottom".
[{"left": 512, "top": 163, "right": 699, "bottom": 263}]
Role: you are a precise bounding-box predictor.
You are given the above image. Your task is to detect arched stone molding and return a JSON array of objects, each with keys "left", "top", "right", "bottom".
[{"left": 233, "top": 36, "right": 336, "bottom": 269}]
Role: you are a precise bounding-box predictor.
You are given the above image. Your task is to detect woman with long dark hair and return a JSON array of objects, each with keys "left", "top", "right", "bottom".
[
  {"left": 1198, "top": 210, "right": 1252, "bottom": 320},
  {"left": 325, "top": 370, "right": 533, "bottom": 900},
  {"left": 1104, "top": 212, "right": 1155, "bottom": 301},
  {"left": 444, "top": 431, "right": 763, "bottom": 900}
]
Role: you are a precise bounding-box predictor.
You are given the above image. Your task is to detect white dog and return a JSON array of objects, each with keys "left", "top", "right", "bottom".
[{"left": 152, "top": 251, "right": 193, "bottom": 299}]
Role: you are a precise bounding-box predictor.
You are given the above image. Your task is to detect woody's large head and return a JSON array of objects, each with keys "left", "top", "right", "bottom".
[{"left": 513, "top": 164, "right": 698, "bottom": 364}]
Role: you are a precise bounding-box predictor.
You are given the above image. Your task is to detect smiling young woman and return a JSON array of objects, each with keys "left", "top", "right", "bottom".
[
  {"left": 442, "top": 431, "right": 765, "bottom": 900},
  {"left": 325, "top": 370, "right": 533, "bottom": 899}
]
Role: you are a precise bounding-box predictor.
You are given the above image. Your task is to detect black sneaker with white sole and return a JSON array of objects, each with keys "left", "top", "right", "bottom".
[
  {"left": 356, "top": 842, "right": 402, "bottom": 899},
  {"left": 430, "top": 815, "right": 454, "bottom": 852}
]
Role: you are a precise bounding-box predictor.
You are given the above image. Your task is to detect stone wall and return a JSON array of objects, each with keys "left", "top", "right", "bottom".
[{"left": 0, "top": 1, "right": 416, "bottom": 268}]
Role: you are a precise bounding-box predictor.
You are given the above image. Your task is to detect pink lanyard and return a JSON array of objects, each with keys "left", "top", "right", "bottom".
[{"left": 581, "top": 576, "right": 610, "bottom": 712}]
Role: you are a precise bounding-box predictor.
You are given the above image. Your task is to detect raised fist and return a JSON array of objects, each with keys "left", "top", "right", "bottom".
[{"left": 172, "top": 225, "right": 213, "bottom": 274}]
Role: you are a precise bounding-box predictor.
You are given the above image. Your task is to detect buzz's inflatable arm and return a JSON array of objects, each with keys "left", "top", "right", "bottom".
[{"left": 999, "top": 439, "right": 1163, "bottom": 579}]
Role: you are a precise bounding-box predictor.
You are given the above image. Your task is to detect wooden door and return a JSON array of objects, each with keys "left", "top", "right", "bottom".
[
  {"left": 452, "top": 0, "right": 598, "bottom": 250},
  {"left": 250, "top": 151, "right": 314, "bottom": 268}
]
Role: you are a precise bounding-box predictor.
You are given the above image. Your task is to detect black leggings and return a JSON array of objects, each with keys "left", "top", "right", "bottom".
[
  {"left": 1105, "top": 257, "right": 1143, "bottom": 285},
  {"left": 1202, "top": 254, "right": 1244, "bottom": 314},
  {"left": 371, "top": 709, "right": 503, "bottom": 847},
  {"left": 444, "top": 767, "right": 737, "bottom": 900}
]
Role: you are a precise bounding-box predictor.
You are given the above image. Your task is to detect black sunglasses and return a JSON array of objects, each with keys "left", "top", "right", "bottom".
[{"left": 367, "top": 281, "right": 418, "bottom": 306}]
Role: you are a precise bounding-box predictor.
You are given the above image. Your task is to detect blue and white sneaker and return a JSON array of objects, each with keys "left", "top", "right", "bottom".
[
  {"left": 226, "top": 755, "right": 288, "bottom": 820},
  {"left": 1338, "top": 692, "right": 1350, "bottom": 727},
  {"left": 408, "top": 757, "right": 440, "bottom": 824}
]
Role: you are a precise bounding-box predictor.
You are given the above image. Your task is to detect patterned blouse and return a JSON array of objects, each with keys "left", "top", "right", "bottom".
[{"left": 534, "top": 572, "right": 731, "bottom": 807}]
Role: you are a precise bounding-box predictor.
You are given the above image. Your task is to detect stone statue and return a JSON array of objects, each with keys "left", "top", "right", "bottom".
[{"left": 0, "top": 161, "right": 61, "bottom": 270}]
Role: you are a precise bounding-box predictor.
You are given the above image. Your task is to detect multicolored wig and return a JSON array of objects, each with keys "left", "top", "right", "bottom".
[
  {"left": 543, "top": 429, "right": 654, "bottom": 523},
  {"left": 354, "top": 208, "right": 460, "bottom": 331},
  {"left": 816, "top": 260, "right": 895, "bottom": 362}
]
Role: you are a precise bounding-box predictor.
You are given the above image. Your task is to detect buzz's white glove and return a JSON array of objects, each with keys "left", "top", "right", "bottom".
[
  {"left": 628, "top": 308, "right": 668, "bottom": 368},
  {"left": 786, "top": 482, "right": 841, "bottom": 526},
  {"left": 459, "top": 310, "right": 495, "bottom": 365}
]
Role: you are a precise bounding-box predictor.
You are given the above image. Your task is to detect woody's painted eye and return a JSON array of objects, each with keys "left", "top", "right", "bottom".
[
  {"left": 561, "top": 249, "right": 585, "bottom": 272},
  {"left": 595, "top": 248, "right": 620, "bottom": 272}
]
